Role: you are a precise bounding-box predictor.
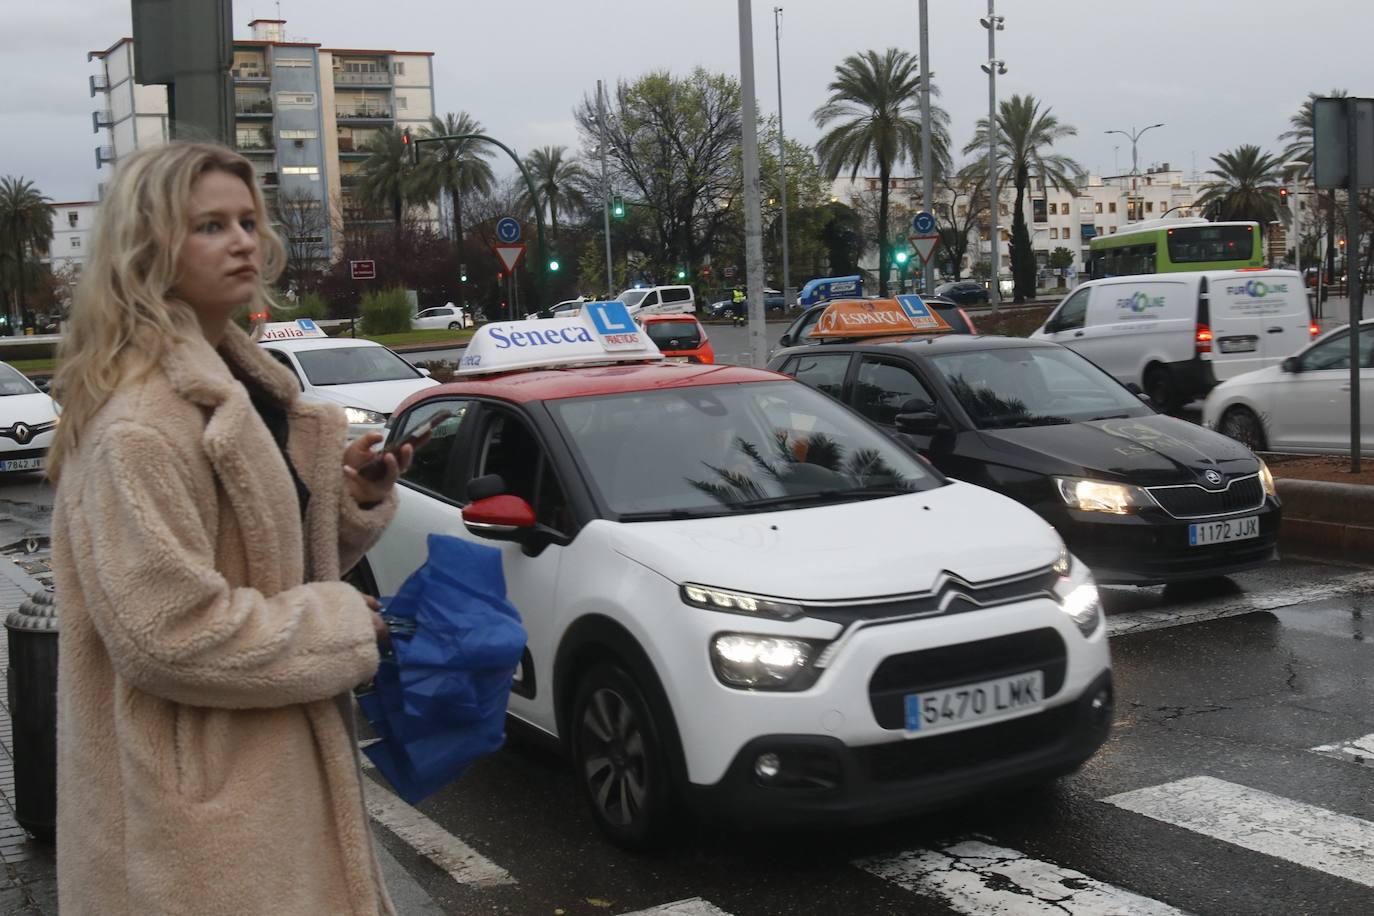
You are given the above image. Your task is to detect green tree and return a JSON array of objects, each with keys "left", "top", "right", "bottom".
[
  {"left": 414, "top": 112, "right": 496, "bottom": 246},
  {"left": 963, "top": 94, "right": 1081, "bottom": 303},
  {"left": 359, "top": 127, "right": 421, "bottom": 226},
  {"left": 1194, "top": 145, "right": 1287, "bottom": 226},
  {"left": 813, "top": 48, "right": 951, "bottom": 295},
  {"left": 1280, "top": 90, "right": 1347, "bottom": 280},
  {"left": 519, "top": 145, "right": 588, "bottom": 241},
  {"left": 0, "top": 176, "right": 53, "bottom": 333},
  {"left": 1048, "top": 246, "right": 1074, "bottom": 270}
]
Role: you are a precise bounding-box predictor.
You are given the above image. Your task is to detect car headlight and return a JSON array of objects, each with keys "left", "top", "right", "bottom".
[
  {"left": 1257, "top": 458, "right": 1278, "bottom": 499},
  {"left": 680, "top": 584, "right": 803, "bottom": 621},
  {"left": 344, "top": 407, "right": 386, "bottom": 426},
  {"left": 1050, "top": 549, "right": 1102, "bottom": 637},
  {"left": 710, "top": 633, "right": 825, "bottom": 690},
  {"left": 1054, "top": 476, "right": 1153, "bottom": 514}
]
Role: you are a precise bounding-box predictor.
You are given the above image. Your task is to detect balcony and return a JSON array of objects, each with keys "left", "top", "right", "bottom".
[
  {"left": 232, "top": 67, "right": 270, "bottom": 82},
  {"left": 335, "top": 106, "right": 392, "bottom": 122},
  {"left": 95, "top": 146, "right": 115, "bottom": 169},
  {"left": 235, "top": 98, "right": 273, "bottom": 117},
  {"left": 340, "top": 173, "right": 364, "bottom": 187},
  {"left": 89, "top": 74, "right": 109, "bottom": 96},
  {"left": 91, "top": 109, "right": 113, "bottom": 132},
  {"left": 258, "top": 171, "right": 279, "bottom": 188},
  {"left": 334, "top": 70, "right": 391, "bottom": 87}
]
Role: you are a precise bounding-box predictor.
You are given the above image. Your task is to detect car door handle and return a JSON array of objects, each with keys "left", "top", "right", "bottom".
[
  {"left": 1073, "top": 331, "right": 1085, "bottom": 338},
  {"left": 1266, "top": 327, "right": 1285, "bottom": 333}
]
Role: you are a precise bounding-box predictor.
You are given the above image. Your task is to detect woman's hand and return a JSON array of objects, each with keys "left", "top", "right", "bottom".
[
  {"left": 341, "top": 432, "right": 416, "bottom": 507},
  {"left": 364, "top": 594, "right": 389, "bottom": 649}
]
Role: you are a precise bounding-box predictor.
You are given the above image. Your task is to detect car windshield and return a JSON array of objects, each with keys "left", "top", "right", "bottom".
[
  {"left": 550, "top": 380, "right": 942, "bottom": 518},
  {"left": 643, "top": 320, "right": 702, "bottom": 349},
  {"left": 928, "top": 346, "right": 1152, "bottom": 430},
  {"left": 618, "top": 290, "right": 648, "bottom": 308},
  {"left": 0, "top": 364, "right": 37, "bottom": 396},
  {"left": 292, "top": 346, "right": 421, "bottom": 386}
]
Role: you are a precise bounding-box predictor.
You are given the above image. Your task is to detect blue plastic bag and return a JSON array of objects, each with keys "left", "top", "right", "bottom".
[{"left": 356, "top": 534, "right": 527, "bottom": 804}]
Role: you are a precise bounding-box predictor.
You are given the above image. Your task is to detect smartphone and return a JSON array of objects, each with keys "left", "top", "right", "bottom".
[{"left": 357, "top": 408, "right": 453, "bottom": 481}]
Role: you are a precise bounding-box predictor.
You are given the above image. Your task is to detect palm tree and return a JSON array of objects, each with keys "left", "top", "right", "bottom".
[
  {"left": 0, "top": 177, "right": 53, "bottom": 334},
  {"left": 1194, "top": 145, "right": 1287, "bottom": 226},
  {"left": 519, "top": 146, "right": 588, "bottom": 241},
  {"left": 413, "top": 112, "right": 496, "bottom": 246},
  {"left": 962, "top": 94, "right": 1081, "bottom": 303},
  {"left": 358, "top": 127, "right": 420, "bottom": 225},
  {"left": 1280, "top": 90, "right": 1347, "bottom": 280},
  {"left": 813, "top": 48, "right": 951, "bottom": 295}
]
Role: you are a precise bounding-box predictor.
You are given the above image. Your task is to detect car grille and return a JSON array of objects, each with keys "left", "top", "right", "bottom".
[
  {"left": 868, "top": 627, "right": 1067, "bottom": 730},
  {"left": 803, "top": 568, "right": 1060, "bottom": 627},
  {"left": 1146, "top": 474, "right": 1264, "bottom": 519},
  {"left": 863, "top": 703, "right": 1076, "bottom": 782}
]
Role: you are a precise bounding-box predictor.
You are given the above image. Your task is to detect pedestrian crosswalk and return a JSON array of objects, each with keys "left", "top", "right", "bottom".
[{"left": 1312, "top": 732, "right": 1374, "bottom": 769}]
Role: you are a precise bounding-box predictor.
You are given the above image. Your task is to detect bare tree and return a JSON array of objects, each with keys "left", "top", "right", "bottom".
[{"left": 272, "top": 188, "right": 331, "bottom": 293}]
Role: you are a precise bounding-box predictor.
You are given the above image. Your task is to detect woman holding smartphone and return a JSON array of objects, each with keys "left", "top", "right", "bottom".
[{"left": 47, "top": 142, "right": 412, "bottom": 915}]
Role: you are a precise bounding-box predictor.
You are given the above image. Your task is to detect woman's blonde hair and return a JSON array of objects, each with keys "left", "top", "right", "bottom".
[{"left": 48, "top": 142, "right": 286, "bottom": 480}]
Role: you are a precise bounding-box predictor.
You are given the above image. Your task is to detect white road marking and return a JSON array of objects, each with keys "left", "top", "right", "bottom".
[
  {"left": 1103, "top": 776, "right": 1374, "bottom": 888},
  {"left": 1312, "top": 733, "right": 1374, "bottom": 769},
  {"left": 1105, "top": 570, "right": 1374, "bottom": 637},
  {"left": 855, "top": 839, "right": 1190, "bottom": 915},
  {"left": 363, "top": 781, "right": 515, "bottom": 888},
  {"left": 617, "top": 898, "right": 734, "bottom": 916}
]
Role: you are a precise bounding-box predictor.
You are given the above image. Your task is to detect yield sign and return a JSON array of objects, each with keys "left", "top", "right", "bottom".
[
  {"left": 908, "top": 234, "right": 940, "bottom": 265},
  {"left": 493, "top": 243, "right": 526, "bottom": 273}
]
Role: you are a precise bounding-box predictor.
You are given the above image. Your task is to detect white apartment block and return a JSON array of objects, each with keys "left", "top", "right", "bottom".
[{"left": 44, "top": 201, "right": 100, "bottom": 273}]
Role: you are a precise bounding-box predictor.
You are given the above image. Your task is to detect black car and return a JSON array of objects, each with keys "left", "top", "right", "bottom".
[
  {"left": 934, "top": 280, "right": 990, "bottom": 306},
  {"left": 710, "top": 295, "right": 788, "bottom": 320},
  {"left": 775, "top": 297, "right": 977, "bottom": 349},
  {"left": 768, "top": 335, "right": 1280, "bottom": 585}
]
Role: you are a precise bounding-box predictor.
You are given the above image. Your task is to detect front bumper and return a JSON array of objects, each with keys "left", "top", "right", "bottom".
[
  {"left": 1050, "top": 498, "right": 1281, "bottom": 585},
  {"left": 685, "top": 669, "right": 1112, "bottom": 830}
]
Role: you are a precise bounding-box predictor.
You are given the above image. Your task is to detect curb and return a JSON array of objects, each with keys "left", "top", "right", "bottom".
[{"left": 1274, "top": 478, "right": 1374, "bottom": 555}]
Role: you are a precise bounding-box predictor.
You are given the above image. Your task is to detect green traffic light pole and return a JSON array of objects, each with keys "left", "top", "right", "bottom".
[{"left": 411, "top": 133, "right": 551, "bottom": 317}]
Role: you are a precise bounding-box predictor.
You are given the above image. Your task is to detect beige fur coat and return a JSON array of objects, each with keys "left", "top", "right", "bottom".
[{"left": 52, "top": 324, "right": 398, "bottom": 915}]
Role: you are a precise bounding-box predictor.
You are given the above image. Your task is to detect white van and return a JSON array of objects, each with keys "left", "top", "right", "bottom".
[
  {"left": 617, "top": 285, "right": 695, "bottom": 317},
  {"left": 1032, "top": 270, "right": 1313, "bottom": 410}
]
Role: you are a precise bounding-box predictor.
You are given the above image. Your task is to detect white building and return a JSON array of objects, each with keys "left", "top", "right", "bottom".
[{"left": 44, "top": 201, "right": 100, "bottom": 273}]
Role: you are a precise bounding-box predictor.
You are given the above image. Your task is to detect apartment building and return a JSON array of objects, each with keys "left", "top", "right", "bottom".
[
  {"left": 44, "top": 201, "right": 100, "bottom": 274},
  {"left": 87, "top": 19, "right": 436, "bottom": 266}
]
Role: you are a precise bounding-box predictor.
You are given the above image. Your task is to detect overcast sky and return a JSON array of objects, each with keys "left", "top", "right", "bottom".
[{"left": 2, "top": 0, "right": 1365, "bottom": 203}]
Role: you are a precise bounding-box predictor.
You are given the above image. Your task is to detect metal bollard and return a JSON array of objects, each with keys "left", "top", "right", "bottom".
[{"left": 5, "top": 590, "right": 57, "bottom": 843}]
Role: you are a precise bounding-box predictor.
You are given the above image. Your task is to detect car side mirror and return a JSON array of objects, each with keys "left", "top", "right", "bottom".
[
  {"left": 778, "top": 333, "right": 792, "bottom": 348},
  {"left": 895, "top": 409, "right": 941, "bottom": 435},
  {"left": 416, "top": 367, "right": 432, "bottom": 378},
  {"left": 463, "top": 494, "right": 536, "bottom": 541},
  {"left": 1281, "top": 356, "right": 1301, "bottom": 374}
]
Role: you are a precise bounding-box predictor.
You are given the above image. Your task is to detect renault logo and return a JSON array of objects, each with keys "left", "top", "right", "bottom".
[
  {"left": 12, "top": 424, "right": 30, "bottom": 445},
  {"left": 1204, "top": 469, "right": 1222, "bottom": 486}
]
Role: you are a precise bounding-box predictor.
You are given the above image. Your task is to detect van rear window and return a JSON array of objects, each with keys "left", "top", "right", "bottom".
[{"left": 661, "top": 288, "right": 691, "bottom": 302}]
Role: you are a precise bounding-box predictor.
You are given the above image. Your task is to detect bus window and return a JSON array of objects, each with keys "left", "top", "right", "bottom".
[{"left": 1166, "top": 225, "right": 1256, "bottom": 264}]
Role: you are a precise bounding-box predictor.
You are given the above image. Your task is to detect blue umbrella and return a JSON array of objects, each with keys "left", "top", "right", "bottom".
[{"left": 357, "top": 534, "right": 527, "bottom": 805}]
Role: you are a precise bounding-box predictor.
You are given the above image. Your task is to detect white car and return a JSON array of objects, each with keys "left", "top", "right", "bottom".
[
  {"left": 258, "top": 320, "right": 439, "bottom": 439},
  {"left": 411, "top": 305, "right": 469, "bottom": 330},
  {"left": 358, "top": 304, "right": 1113, "bottom": 848},
  {"left": 1204, "top": 318, "right": 1373, "bottom": 455},
  {"left": 0, "top": 362, "right": 58, "bottom": 474}
]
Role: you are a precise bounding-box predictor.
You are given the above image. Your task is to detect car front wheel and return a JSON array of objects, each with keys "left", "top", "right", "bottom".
[
  {"left": 1218, "top": 406, "right": 1268, "bottom": 452},
  {"left": 448, "top": 321, "right": 461, "bottom": 329},
  {"left": 571, "top": 663, "right": 677, "bottom": 849}
]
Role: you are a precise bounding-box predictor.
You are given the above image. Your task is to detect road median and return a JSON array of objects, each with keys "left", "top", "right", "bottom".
[{"left": 1274, "top": 478, "right": 1374, "bottom": 557}]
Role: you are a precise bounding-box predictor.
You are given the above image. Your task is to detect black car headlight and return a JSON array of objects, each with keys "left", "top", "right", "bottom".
[{"left": 1054, "top": 476, "right": 1153, "bottom": 514}]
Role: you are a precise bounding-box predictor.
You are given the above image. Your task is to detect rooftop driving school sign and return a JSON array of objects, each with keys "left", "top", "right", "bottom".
[
  {"left": 809, "top": 297, "right": 952, "bottom": 339},
  {"left": 458, "top": 301, "right": 660, "bottom": 375},
  {"left": 259, "top": 319, "right": 328, "bottom": 341}
]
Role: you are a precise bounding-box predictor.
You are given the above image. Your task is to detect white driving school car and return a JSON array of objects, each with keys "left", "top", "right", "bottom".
[
  {"left": 357, "top": 302, "right": 1113, "bottom": 848},
  {"left": 257, "top": 320, "right": 439, "bottom": 439},
  {"left": 0, "top": 361, "right": 58, "bottom": 474}
]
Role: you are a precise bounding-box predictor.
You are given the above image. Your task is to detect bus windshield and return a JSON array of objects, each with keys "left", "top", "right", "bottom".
[{"left": 1166, "top": 225, "right": 1256, "bottom": 264}]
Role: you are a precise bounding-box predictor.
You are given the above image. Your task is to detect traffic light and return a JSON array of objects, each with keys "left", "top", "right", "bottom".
[
  {"left": 612, "top": 197, "right": 625, "bottom": 219},
  {"left": 549, "top": 259, "right": 560, "bottom": 272},
  {"left": 402, "top": 128, "right": 411, "bottom": 147},
  {"left": 894, "top": 250, "right": 909, "bottom": 266},
  {"left": 460, "top": 263, "right": 468, "bottom": 283},
  {"left": 676, "top": 268, "right": 687, "bottom": 280},
  {"left": 1279, "top": 187, "right": 1288, "bottom": 201},
  {"left": 496, "top": 271, "right": 504, "bottom": 281}
]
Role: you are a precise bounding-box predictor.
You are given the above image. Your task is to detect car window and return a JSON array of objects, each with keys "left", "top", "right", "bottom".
[
  {"left": 853, "top": 358, "right": 935, "bottom": 425},
  {"left": 640, "top": 291, "right": 660, "bottom": 307},
  {"left": 783, "top": 352, "right": 851, "bottom": 399},
  {"left": 0, "top": 363, "right": 37, "bottom": 396},
  {"left": 1048, "top": 288, "right": 1090, "bottom": 331},
  {"left": 474, "top": 411, "right": 571, "bottom": 534},
  {"left": 1299, "top": 331, "right": 1356, "bottom": 371},
  {"left": 790, "top": 307, "right": 824, "bottom": 343},
  {"left": 618, "top": 290, "right": 648, "bottom": 308},
  {"left": 293, "top": 345, "right": 422, "bottom": 385},
  {"left": 262, "top": 348, "right": 304, "bottom": 390},
  {"left": 662, "top": 288, "right": 691, "bottom": 303},
  {"left": 417, "top": 309, "right": 435, "bottom": 318},
  {"left": 396, "top": 400, "right": 470, "bottom": 499},
  {"left": 644, "top": 320, "right": 702, "bottom": 350}
]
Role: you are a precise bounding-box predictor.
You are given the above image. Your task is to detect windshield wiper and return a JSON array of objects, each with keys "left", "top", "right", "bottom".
[
  {"left": 728, "top": 486, "right": 914, "bottom": 511},
  {"left": 1089, "top": 413, "right": 1132, "bottom": 421},
  {"left": 1000, "top": 415, "right": 1073, "bottom": 428},
  {"left": 617, "top": 508, "right": 718, "bottom": 521}
]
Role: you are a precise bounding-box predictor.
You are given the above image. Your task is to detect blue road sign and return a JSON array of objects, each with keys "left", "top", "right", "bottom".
[
  {"left": 496, "top": 217, "right": 521, "bottom": 244},
  {"left": 912, "top": 210, "right": 936, "bottom": 235}
]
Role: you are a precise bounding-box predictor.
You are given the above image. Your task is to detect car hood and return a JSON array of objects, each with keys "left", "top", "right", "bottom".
[
  {"left": 978, "top": 413, "right": 1258, "bottom": 485},
  {"left": 0, "top": 392, "right": 58, "bottom": 423},
  {"left": 305, "top": 377, "right": 439, "bottom": 415},
  {"left": 609, "top": 482, "right": 1061, "bottom": 601}
]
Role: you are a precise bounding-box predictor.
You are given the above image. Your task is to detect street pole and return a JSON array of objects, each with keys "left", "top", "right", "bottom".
[
  {"left": 982, "top": 2, "right": 1001, "bottom": 310},
  {"left": 919, "top": 0, "right": 934, "bottom": 296},
  {"left": 598, "top": 80, "right": 614, "bottom": 298},
  {"left": 773, "top": 7, "right": 792, "bottom": 309},
  {"left": 739, "top": 0, "right": 768, "bottom": 367},
  {"left": 1344, "top": 96, "right": 1362, "bottom": 472}
]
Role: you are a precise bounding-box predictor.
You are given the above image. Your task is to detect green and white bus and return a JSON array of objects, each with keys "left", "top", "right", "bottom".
[{"left": 1087, "top": 218, "right": 1263, "bottom": 279}]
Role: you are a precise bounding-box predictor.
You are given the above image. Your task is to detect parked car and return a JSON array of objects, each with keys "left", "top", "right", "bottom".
[
  {"left": 934, "top": 280, "right": 990, "bottom": 306},
  {"left": 411, "top": 304, "right": 469, "bottom": 330},
  {"left": 537, "top": 299, "right": 586, "bottom": 320},
  {"left": 771, "top": 334, "right": 1281, "bottom": 585},
  {"left": 639, "top": 315, "right": 714, "bottom": 363},
  {"left": 0, "top": 361, "right": 59, "bottom": 474},
  {"left": 709, "top": 295, "right": 787, "bottom": 320},
  {"left": 1031, "top": 270, "right": 1316, "bottom": 412},
  {"left": 616, "top": 285, "right": 695, "bottom": 317},
  {"left": 775, "top": 297, "right": 977, "bottom": 351},
  {"left": 1203, "top": 318, "right": 1374, "bottom": 455}
]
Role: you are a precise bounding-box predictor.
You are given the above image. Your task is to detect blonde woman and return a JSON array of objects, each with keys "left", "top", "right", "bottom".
[{"left": 48, "top": 143, "right": 412, "bottom": 915}]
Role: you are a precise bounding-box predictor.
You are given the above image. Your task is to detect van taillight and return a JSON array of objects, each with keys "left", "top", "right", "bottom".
[
  {"left": 1195, "top": 324, "right": 1213, "bottom": 353},
  {"left": 1309, "top": 321, "right": 1320, "bottom": 338}
]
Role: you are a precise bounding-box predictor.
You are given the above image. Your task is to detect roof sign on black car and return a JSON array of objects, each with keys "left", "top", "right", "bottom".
[{"left": 809, "top": 295, "right": 953, "bottom": 339}]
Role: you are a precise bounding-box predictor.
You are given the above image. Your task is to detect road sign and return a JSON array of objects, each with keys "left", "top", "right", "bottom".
[
  {"left": 496, "top": 217, "right": 522, "bottom": 243},
  {"left": 911, "top": 210, "right": 936, "bottom": 235},
  {"left": 1313, "top": 97, "right": 1374, "bottom": 189},
  {"left": 908, "top": 234, "right": 940, "bottom": 265},
  {"left": 350, "top": 259, "right": 376, "bottom": 280},
  {"left": 493, "top": 243, "right": 526, "bottom": 273}
]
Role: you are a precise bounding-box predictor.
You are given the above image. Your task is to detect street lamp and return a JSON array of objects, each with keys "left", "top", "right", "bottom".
[
  {"left": 1104, "top": 123, "right": 1164, "bottom": 176},
  {"left": 980, "top": 4, "right": 1005, "bottom": 309}
]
